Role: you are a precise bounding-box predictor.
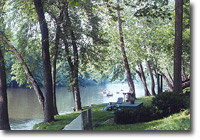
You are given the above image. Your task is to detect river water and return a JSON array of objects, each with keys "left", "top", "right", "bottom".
[{"left": 7, "top": 83, "right": 147, "bottom": 130}]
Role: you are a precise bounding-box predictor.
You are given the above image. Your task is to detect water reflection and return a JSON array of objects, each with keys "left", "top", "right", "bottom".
[{"left": 7, "top": 88, "right": 43, "bottom": 119}]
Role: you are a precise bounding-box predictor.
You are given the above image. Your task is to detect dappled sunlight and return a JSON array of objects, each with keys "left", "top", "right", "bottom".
[{"left": 0, "top": 0, "right": 190, "bottom": 130}]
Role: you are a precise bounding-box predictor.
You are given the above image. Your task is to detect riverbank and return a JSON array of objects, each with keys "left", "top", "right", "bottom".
[{"left": 33, "top": 96, "right": 190, "bottom": 130}]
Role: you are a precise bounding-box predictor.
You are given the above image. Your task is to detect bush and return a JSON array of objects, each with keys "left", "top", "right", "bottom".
[
  {"left": 114, "top": 93, "right": 190, "bottom": 125},
  {"left": 114, "top": 108, "right": 136, "bottom": 124},
  {"left": 183, "top": 87, "right": 190, "bottom": 94},
  {"left": 152, "top": 92, "right": 189, "bottom": 117},
  {"left": 114, "top": 106, "right": 160, "bottom": 124}
]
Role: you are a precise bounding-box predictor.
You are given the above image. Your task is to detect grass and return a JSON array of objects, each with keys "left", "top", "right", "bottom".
[
  {"left": 33, "top": 111, "right": 81, "bottom": 130},
  {"left": 94, "top": 109, "right": 190, "bottom": 130},
  {"left": 33, "top": 96, "right": 190, "bottom": 130},
  {"left": 33, "top": 103, "right": 114, "bottom": 130}
]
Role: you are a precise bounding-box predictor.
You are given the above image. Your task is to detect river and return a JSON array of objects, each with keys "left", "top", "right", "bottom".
[{"left": 7, "top": 83, "right": 147, "bottom": 130}]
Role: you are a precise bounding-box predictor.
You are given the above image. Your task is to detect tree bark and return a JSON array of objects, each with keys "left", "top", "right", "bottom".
[
  {"left": 71, "top": 30, "right": 82, "bottom": 111},
  {"left": 34, "top": 0, "right": 54, "bottom": 123},
  {"left": 182, "top": 79, "right": 190, "bottom": 89},
  {"left": 61, "top": 30, "right": 82, "bottom": 111},
  {"left": 146, "top": 61, "right": 156, "bottom": 96},
  {"left": 174, "top": 0, "right": 183, "bottom": 93},
  {"left": 0, "top": 34, "right": 44, "bottom": 110},
  {"left": 0, "top": 48, "right": 10, "bottom": 130},
  {"left": 48, "top": 9, "right": 65, "bottom": 115},
  {"left": 182, "top": 74, "right": 189, "bottom": 81},
  {"left": 161, "top": 73, "right": 173, "bottom": 91},
  {"left": 166, "top": 68, "right": 174, "bottom": 86},
  {"left": 59, "top": 28, "right": 78, "bottom": 105},
  {"left": 60, "top": 31, "right": 74, "bottom": 72},
  {"left": 61, "top": 33, "right": 78, "bottom": 109},
  {"left": 51, "top": 25, "right": 60, "bottom": 116},
  {"left": 66, "top": 5, "right": 82, "bottom": 111},
  {"left": 137, "top": 63, "right": 151, "bottom": 96},
  {"left": 59, "top": 2, "right": 82, "bottom": 111},
  {"left": 117, "top": 0, "right": 136, "bottom": 98}
]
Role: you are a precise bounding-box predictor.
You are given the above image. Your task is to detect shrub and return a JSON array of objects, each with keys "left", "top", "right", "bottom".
[
  {"left": 137, "top": 106, "right": 163, "bottom": 121},
  {"left": 114, "top": 93, "right": 190, "bottom": 125},
  {"left": 114, "top": 106, "right": 160, "bottom": 124},
  {"left": 152, "top": 92, "right": 189, "bottom": 117},
  {"left": 114, "top": 108, "right": 136, "bottom": 124}
]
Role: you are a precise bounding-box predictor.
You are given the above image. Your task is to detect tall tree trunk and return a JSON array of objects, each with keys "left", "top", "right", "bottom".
[
  {"left": 61, "top": 28, "right": 82, "bottom": 111},
  {"left": 60, "top": 31, "right": 74, "bottom": 72},
  {"left": 51, "top": 26, "right": 60, "bottom": 116},
  {"left": 0, "top": 48, "right": 10, "bottom": 130},
  {"left": 48, "top": 9, "right": 64, "bottom": 115},
  {"left": 137, "top": 63, "right": 151, "bottom": 96},
  {"left": 70, "top": 30, "right": 82, "bottom": 111},
  {"left": 146, "top": 61, "right": 156, "bottom": 96},
  {"left": 62, "top": 30, "right": 82, "bottom": 111},
  {"left": 174, "top": 0, "right": 183, "bottom": 93},
  {"left": 117, "top": 0, "right": 136, "bottom": 98},
  {"left": 59, "top": 28, "right": 78, "bottom": 108},
  {"left": 60, "top": 2, "right": 82, "bottom": 111},
  {"left": 34, "top": 0, "right": 54, "bottom": 123},
  {"left": 66, "top": 5, "right": 82, "bottom": 111},
  {"left": 0, "top": 34, "right": 44, "bottom": 110},
  {"left": 62, "top": 35, "right": 77, "bottom": 110}
]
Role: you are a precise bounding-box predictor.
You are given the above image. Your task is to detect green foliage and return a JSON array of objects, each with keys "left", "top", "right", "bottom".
[
  {"left": 114, "top": 108, "right": 136, "bottom": 124},
  {"left": 134, "top": 0, "right": 171, "bottom": 19},
  {"left": 182, "top": 0, "right": 190, "bottom": 74},
  {"left": 99, "top": 0, "right": 179, "bottom": 83},
  {"left": 9, "top": 21, "right": 43, "bottom": 88},
  {"left": 183, "top": 87, "right": 190, "bottom": 94},
  {"left": 69, "top": 0, "right": 82, "bottom": 7},
  {"left": 0, "top": 0, "right": 7, "bottom": 33},
  {"left": 152, "top": 92, "right": 190, "bottom": 117},
  {"left": 114, "top": 105, "right": 161, "bottom": 124},
  {"left": 1, "top": 0, "right": 190, "bottom": 89}
]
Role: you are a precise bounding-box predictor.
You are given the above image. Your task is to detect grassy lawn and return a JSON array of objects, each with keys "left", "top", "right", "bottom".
[
  {"left": 94, "top": 109, "right": 190, "bottom": 130},
  {"left": 33, "top": 96, "right": 190, "bottom": 130}
]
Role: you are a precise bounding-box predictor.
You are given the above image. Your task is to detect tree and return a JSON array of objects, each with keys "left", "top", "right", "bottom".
[
  {"left": 61, "top": 1, "right": 82, "bottom": 111},
  {"left": 102, "top": 0, "right": 172, "bottom": 96},
  {"left": 117, "top": 0, "right": 136, "bottom": 98},
  {"left": 0, "top": 48, "right": 10, "bottom": 130},
  {"left": 136, "top": 62, "right": 151, "bottom": 96},
  {"left": 125, "top": 1, "right": 176, "bottom": 93},
  {"left": 0, "top": 1, "right": 10, "bottom": 130},
  {"left": 50, "top": 9, "right": 63, "bottom": 116},
  {"left": 33, "top": 0, "right": 54, "bottom": 123},
  {"left": 47, "top": 0, "right": 109, "bottom": 111},
  {"left": 51, "top": 26, "right": 59, "bottom": 115},
  {"left": 173, "top": 0, "right": 183, "bottom": 93},
  {"left": 146, "top": 61, "right": 156, "bottom": 96},
  {"left": 0, "top": 34, "right": 45, "bottom": 110}
]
